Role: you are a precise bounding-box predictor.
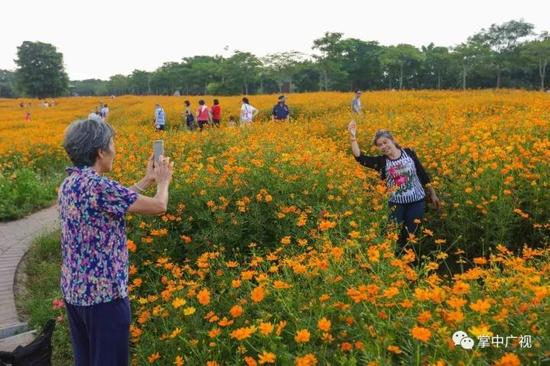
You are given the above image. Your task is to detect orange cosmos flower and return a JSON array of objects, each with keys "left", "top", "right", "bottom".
[
  {"left": 197, "top": 288, "right": 211, "bottom": 305},
  {"left": 174, "top": 355, "right": 184, "bottom": 366},
  {"left": 411, "top": 326, "right": 432, "bottom": 342},
  {"left": 259, "top": 322, "right": 274, "bottom": 335},
  {"left": 470, "top": 299, "right": 491, "bottom": 314},
  {"left": 147, "top": 352, "right": 160, "bottom": 363},
  {"left": 258, "top": 352, "right": 276, "bottom": 364},
  {"left": 251, "top": 286, "right": 266, "bottom": 303},
  {"left": 493, "top": 353, "right": 521, "bottom": 366},
  {"left": 295, "top": 354, "right": 318, "bottom": 366},
  {"left": 317, "top": 317, "right": 331, "bottom": 332},
  {"left": 295, "top": 329, "right": 311, "bottom": 343},
  {"left": 230, "top": 305, "right": 244, "bottom": 318},
  {"left": 230, "top": 326, "right": 256, "bottom": 341}
]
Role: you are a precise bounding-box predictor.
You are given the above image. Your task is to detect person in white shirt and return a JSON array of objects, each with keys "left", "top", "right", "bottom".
[
  {"left": 88, "top": 108, "right": 103, "bottom": 122},
  {"left": 100, "top": 104, "right": 109, "bottom": 121},
  {"left": 240, "top": 97, "right": 258, "bottom": 126},
  {"left": 351, "top": 90, "right": 362, "bottom": 114}
]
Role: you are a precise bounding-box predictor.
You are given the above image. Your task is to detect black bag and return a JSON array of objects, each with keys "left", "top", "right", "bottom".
[{"left": 0, "top": 319, "right": 56, "bottom": 366}]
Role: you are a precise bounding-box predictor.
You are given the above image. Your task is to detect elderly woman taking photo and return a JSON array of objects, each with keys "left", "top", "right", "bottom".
[
  {"left": 58, "top": 119, "right": 173, "bottom": 365},
  {"left": 348, "top": 120, "right": 441, "bottom": 254}
]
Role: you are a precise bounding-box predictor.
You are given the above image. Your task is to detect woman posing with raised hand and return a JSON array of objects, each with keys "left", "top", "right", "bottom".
[{"left": 348, "top": 120, "right": 441, "bottom": 254}]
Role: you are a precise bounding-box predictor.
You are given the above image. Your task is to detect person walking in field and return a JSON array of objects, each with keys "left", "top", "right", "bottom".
[
  {"left": 211, "top": 99, "right": 222, "bottom": 127},
  {"left": 100, "top": 104, "right": 109, "bottom": 121},
  {"left": 348, "top": 120, "right": 441, "bottom": 254},
  {"left": 272, "top": 95, "right": 290, "bottom": 122},
  {"left": 351, "top": 90, "right": 362, "bottom": 114},
  {"left": 240, "top": 97, "right": 258, "bottom": 126},
  {"left": 183, "top": 100, "right": 195, "bottom": 131},
  {"left": 58, "top": 118, "right": 174, "bottom": 366},
  {"left": 154, "top": 104, "right": 166, "bottom": 131},
  {"left": 196, "top": 100, "right": 211, "bottom": 131}
]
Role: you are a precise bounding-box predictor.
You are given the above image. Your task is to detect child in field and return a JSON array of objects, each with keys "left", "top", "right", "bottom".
[{"left": 228, "top": 116, "right": 237, "bottom": 127}]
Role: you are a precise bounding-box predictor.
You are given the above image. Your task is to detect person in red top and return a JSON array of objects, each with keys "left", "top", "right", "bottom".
[
  {"left": 196, "top": 100, "right": 211, "bottom": 131},
  {"left": 210, "top": 99, "right": 221, "bottom": 127}
]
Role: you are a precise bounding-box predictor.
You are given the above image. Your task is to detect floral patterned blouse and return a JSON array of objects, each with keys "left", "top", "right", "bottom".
[{"left": 58, "top": 166, "right": 137, "bottom": 306}]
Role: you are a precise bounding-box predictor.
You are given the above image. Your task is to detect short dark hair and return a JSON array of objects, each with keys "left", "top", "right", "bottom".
[
  {"left": 242, "top": 97, "right": 249, "bottom": 104},
  {"left": 199, "top": 100, "right": 205, "bottom": 105},
  {"left": 213, "top": 99, "right": 219, "bottom": 105},
  {"left": 278, "top": 95, "right": 285, "bottom": 101},
  {"left": 184, "top": 100, "right": 190, "bottom": 106},
  {"left": 63, "top": 119, "right": 115, "bottom": 167}
]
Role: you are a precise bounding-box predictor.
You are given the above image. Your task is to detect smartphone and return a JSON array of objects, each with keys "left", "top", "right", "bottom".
[{"left": 153, "top": 140, "right": 164, "bottom": 164}]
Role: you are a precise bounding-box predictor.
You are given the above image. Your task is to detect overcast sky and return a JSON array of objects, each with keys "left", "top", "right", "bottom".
[{"left": 1, "top": 0, "right": 549, "bottom": 80}]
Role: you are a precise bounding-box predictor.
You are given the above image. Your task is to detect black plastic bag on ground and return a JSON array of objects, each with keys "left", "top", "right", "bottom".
[{"left": 0, "top": 319, "right": 56, "bottom": 366}]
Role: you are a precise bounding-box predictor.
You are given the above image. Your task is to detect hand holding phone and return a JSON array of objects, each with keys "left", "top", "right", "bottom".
[{"left": 153, "top": 140, "right": 164, "bottom": 165}]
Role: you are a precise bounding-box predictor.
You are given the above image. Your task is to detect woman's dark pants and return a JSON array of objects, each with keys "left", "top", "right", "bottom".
[
  {"left": 65, "top": 297, "right": 131, "bottom": 366},
  {"left": 389, "top": 200, "right": 425, "bottom": 253}
]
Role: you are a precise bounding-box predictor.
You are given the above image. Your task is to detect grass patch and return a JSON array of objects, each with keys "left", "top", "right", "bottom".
[
  {"left": 16, "top": 230, "right": 73, "bottom": 366},
  {"left": 0, "top": 168, "right": 62, "bottom": 221}
]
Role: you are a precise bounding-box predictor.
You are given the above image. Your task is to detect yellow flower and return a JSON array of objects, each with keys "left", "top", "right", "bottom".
[
  {"left": 172, "top": 297, "right": 186, "bottom": 309},
  {"left": 469, "top": 323, "right": 494, "bottom": 338},
  {"left": 183, "top": 307, "right": 196, "bottom": 316}
]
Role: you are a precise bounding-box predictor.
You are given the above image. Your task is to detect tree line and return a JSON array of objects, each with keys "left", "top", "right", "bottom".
[{"left": 2, "top": 19, "right": 549, "bottom": 98}]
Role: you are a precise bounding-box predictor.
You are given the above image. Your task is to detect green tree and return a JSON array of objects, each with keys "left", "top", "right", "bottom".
[
  {"left": 521, "top": 34, "right": 550, "bottom": 90},
  {"left": 262, "top": 51, "right": 305, "bottom": 93},
  {"left": 106, "top": 74, "right": 130, "bottom": 95},
  {"left": 381, "top": 44, "right": 423, "bottom": 90},
  {"left": 421, "top": 44, "right": 451, "bottom": 89},
  {"left": 452, "top": 42, "right": 490, "bottom": 89},
  {"left": 69, "top": 79, "right": 107, "bottom": 96},
  {"left": 290, "top": 62, "right": 321, "bottom": 92},
  {"left": 469, "top": 19, "right": 534, "bottom": 88},
  {"left": 339, "top": 39, "right": 384, "bottom": 90},
  {"left": 224, "top": 51, "right": 261, "bottom": 95},
  {"left": 312, "top": 32, "right": 349, "bottom": 91},
  {"left": 14, "top": 41, "right": 69, "bottom": 98},
  {"left": 0, "top": 70, "right": 17, "bottom": 97},
  {"left": 128, "top": 70, "right": 151, "bottom": 95}
]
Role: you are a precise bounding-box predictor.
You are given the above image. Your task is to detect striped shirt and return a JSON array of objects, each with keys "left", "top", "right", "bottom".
[{"left": 385, "top": 149, "right": 425, "bottom": 204}]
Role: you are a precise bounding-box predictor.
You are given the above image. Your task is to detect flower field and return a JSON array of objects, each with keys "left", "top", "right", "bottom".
[{"left": 1, "top": 91, "right": 549, "bottom": 365}]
